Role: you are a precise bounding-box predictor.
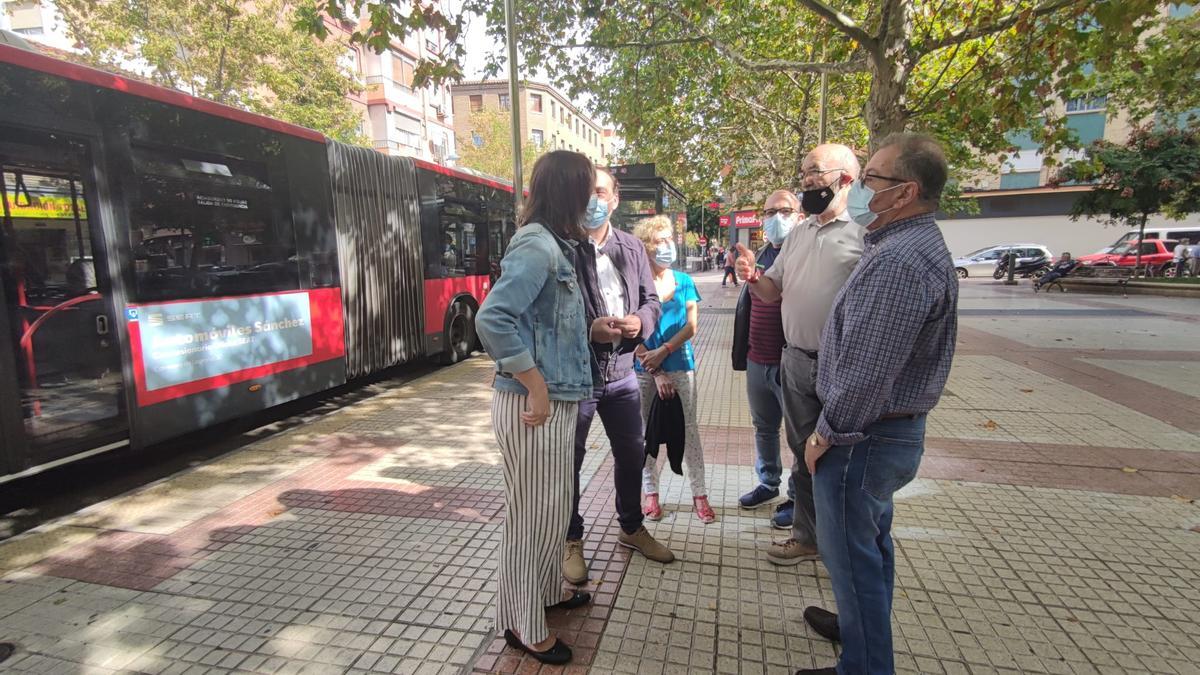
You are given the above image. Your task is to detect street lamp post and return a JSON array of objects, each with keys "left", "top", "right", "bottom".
[{"left": 504, "top": 0, "right": 523, "bottom": 214}]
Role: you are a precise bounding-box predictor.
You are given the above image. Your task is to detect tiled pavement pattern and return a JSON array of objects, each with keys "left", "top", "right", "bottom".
[{"left": 1, "top": 273, "right": 1199, "bottom": 675}]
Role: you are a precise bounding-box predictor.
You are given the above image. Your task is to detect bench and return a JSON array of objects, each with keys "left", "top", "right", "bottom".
[{"left": 1040, "top": 265, "right": 1134, "bottom": 297}]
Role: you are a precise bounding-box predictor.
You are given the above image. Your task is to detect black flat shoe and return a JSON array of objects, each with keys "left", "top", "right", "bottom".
[
  {"left": 0, "top": 643, "right": 14, "bottom": 663},
  {"left": 803, "top": 606, "right": 841, "bottom": 642},
  {"left": 503, "top": 629, "right": 573, "bottom": 664},
  {"left": 547, "top": 591, "right": 591, "bottom": 610}
]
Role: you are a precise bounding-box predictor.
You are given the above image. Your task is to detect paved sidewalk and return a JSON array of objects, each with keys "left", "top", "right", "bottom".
[{"left": 1, "top": 272, "right": 1198, "bottom": 675}]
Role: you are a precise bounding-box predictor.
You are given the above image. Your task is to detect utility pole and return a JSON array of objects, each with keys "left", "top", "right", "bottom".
[
  {"left": 818, "top": 43, "right": 828, "bottom": 144},
  {"left": 504, "top": 0, "right": 523, "bottom": 213}
]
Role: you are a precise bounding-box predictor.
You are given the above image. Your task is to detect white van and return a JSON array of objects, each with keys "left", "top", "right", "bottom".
[{"left": 1109, "top": 227, "right": 1200, "bottom": 250}]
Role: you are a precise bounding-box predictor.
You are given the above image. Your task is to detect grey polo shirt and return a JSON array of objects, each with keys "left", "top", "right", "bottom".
[{"left": 762, "top": 210, "right": 865, "bottom": 350}]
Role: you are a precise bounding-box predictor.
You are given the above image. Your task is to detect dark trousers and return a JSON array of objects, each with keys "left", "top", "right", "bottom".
[
  {"left": 1035, "top": 270, "right": 1065, "bottom": 289},
  {"left": 568, "top": 373, "right": 646, "bottom": 540},
  {"left": 722, "top": 267, "right": 738, "bottom": 285}
]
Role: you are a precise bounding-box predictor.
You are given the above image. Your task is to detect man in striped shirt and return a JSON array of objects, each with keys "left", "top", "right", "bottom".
[{"left": 796, "top": 134, "right": 959, "bottom": 675}]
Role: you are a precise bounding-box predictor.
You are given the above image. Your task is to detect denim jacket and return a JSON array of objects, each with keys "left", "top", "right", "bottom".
[{"left": 476, "top": 223, "right": 593, "bottom": 401}]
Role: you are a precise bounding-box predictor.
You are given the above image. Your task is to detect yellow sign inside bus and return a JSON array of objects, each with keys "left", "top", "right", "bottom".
[{"left": 3, "top": 194, "right": 87, "bottom": 220}]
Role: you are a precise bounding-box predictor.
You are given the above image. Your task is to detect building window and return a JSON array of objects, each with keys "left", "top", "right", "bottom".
[
  {"left": 394, "top": 56, "right": 415, "bottom": 90},
  {"left": 1065, "top": 95, "right": 1107, "bottom": 113},
  {"left": 530, "top": 94, "right": 543, "bottom": 113},
  {"left": 469, "top": 95, "right": 483, "bottom": 112},
  {"left": 550, "top": 101, "right": 556, "bottom": 118},
  {"left": 531, "top": 129, "right": 544, "bottom": 147},
  {"left": 498, "top": 94, "right": 511, "bottom": 111},
  {"left": 341, "top": 48, "right": 359, "bottom": 75},
  {"left": 471, "top": 131, "right": 484, "bottom": 148}
]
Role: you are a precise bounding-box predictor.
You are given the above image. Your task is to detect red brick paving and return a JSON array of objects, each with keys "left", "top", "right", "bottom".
[
  {"left": 956, "top": 325, "right": 1200, "bottom": 432},
  {"left": 922, "top": 437, "right": 1200, "bottom": 498}
]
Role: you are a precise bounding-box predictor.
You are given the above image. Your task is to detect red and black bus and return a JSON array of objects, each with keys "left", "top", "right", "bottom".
[{"left": 0, "top": 42, "right": 517, "bottom": 481}]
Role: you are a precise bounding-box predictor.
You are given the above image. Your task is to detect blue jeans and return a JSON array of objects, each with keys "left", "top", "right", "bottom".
[
  {"left": 746, "top": 359, "right": 794, "bottom": 499},
  {"left": 814, "top": 415, "right": 926, "bottom": 675}
]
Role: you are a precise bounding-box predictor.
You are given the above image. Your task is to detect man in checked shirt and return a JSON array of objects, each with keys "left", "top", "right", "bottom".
[{"left": 793, "top": 134, "right": 959, "bottom": 675}]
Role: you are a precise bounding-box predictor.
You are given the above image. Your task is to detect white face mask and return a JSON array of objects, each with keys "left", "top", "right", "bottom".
[
  {"left": 763, "top": 213, "right": 799, "bottom": 245},
  {"left": 846, "top": 180, "right": 904, "bottom": 228}
]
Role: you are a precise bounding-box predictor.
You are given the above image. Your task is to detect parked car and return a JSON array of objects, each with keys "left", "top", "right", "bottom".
[
  {"left": 1076, "top": 239, "right": 1178, "bottom": 274},
  {"left": 953, "top": 244, "right": 1054, "bottom": 279}
]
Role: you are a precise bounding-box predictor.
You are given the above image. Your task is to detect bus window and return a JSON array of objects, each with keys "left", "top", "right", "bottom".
[
  {"left": 126, "top": 145, "right": 299, "bottom": 302},
  {"left": 423, "top": 176, "right": 490, "bottom": 279}
]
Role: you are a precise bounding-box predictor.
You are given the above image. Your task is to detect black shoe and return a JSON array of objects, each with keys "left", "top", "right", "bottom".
[
  {"left": 503, "top": 629, "right": 573, "bottom": 665},
  {"left": 803, "top": 606, "right": 840, "bottom": 642},
  {"left": 771, "top": 500, "right": 795, "bottom": 529},
  {"left": 0, "top": 643, "right": 14, "bottom": 663},
  {"left": 547, "top": 591, "right": 591, "bottom": 610},
  {"left": 795, "top": 668, "right": 837, "bottom": 674},
  {"left": 739, "top": 484, "right": 780, "bottom": 509}
]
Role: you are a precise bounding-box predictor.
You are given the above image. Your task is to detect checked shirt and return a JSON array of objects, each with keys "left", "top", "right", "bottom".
[{"left": 815, "top": 212, "right": 960, "bottom": 446}]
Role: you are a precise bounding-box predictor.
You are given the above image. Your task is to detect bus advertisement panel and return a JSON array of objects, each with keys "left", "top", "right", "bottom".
[{"left": 126, "top": 289, "right": 345, "bottom": 406}]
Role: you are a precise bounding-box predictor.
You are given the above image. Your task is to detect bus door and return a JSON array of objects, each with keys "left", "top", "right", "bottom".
[{"left": 0, "top": 125, "right": 128, "bottom": 473}]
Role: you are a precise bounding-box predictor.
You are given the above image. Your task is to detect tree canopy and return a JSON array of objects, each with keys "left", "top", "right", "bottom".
[
  {"left": 1055, "top": 122, "right": 1200, "bottom": 271},
  {"left": 59, "top": 0, "right": 366, "bottom": 143},
  {"left": 299, "top": 0, "right": 1183, "bottom": 203},
  {"left": 454, "top": 108, "right": 545, "bottom": 187}
]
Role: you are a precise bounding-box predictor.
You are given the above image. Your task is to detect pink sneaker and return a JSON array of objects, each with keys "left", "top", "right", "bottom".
[
  {"left": 694, "top": 496, "right": 716, "bottom": 523},
  {"left": 643, "top": 493, "right": 663, "bottom": 520}
]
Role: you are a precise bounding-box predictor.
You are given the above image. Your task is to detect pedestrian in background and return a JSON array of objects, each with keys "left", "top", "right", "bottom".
[
  {"left": 1190, "top": 239, "right": 1200, "bottom": 278},
  {"left": 796, "top": 134, "right": 959, "bottom": 675},
  {"left": 475, "top": 150, "right": 597, "bottom": 665},
  {"left": 731, "top": 189, "right": 801, "bottom": 520},
  {"left": 735, "top": 143, "right": 864, "bottom": 564},
  {"left": 632, "top": 215, "right": 715, "bottom": 524},
  {"left": 722, "top": 245, "right": 739, "bottom": 286},
  {"left": 563, "top": 167, "right": 672, "bottom": 587},
  {"left": 1173, "top": 238, "right": 1191, "bottom": 278}
]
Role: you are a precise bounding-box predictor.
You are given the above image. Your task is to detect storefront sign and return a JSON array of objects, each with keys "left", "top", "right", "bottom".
[
  {"left": 718, "top": 215, "right": 731, "bottom": 228},
  {"left": 733, "top": 210, "right": 761, "bottom": 229}
]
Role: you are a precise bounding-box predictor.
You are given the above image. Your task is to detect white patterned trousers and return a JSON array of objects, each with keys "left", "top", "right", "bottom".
[{"left": 637, "top": 370, "right": 707, "bottom": 497}]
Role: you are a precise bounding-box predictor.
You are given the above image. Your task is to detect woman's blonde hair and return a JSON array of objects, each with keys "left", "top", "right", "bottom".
[{"left": 633, "top": 215, "right": 674, "bottom": 251}]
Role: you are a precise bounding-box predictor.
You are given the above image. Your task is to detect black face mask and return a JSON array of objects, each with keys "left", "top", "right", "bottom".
[{"left": 800, "top": 184, "right": 838, "bottom": 215}]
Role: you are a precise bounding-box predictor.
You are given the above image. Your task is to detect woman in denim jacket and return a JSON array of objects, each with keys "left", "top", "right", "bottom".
[{"left": 476, "top": 151, "right": 603, "bottom": 665}]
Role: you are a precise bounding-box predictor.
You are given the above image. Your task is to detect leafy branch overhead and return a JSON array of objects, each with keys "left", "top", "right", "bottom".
[
  {"left": 58, "top": 0, "right": 367, "bottom": 143},
  {"left": 300, "top": 1, "right": 1185, "bottom": 204}
]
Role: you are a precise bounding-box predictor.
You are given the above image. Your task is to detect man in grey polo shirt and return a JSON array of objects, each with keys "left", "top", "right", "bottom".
[{"left": 735, "top": 143, "right": 864, "bottom": 565}]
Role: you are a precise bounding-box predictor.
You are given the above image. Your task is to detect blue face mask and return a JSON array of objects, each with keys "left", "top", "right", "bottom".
[
  {"left": 654, "top": 242, "right": 676, "bottom": 266},
  {"left": 583, "top": 195, "right": 609, "bottom": 230},
  {"left": 763, "top": 213, "right": 798, "bottom": 245},
  {"left": 847, "top": 180, "right": 903, "bottom": 228}
]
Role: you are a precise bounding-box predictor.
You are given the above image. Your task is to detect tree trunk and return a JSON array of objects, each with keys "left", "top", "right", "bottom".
[{"left": 864, "top": 0, "right": 915, "bottom": 152}]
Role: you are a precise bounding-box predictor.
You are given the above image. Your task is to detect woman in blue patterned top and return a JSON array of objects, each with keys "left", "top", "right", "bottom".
[{"left": 632, "top": 216, "right": 715, "bottom": 523}]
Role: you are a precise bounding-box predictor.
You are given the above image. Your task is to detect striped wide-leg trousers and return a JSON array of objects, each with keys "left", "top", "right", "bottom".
[{"left": 492, "top": 390, "right": 578, "bottom": 644}]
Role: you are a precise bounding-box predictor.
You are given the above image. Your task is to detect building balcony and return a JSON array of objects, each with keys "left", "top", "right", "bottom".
[{"left": 365, "top": 75, "right": 414, "bottom": 105}]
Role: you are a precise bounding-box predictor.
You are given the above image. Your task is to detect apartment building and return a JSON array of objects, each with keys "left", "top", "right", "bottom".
[
  {"left": 0, "top": 0, "right": 455, "bottom": 163},
  {"left": 324, "top": 7, "right": 456, "bottom": 162},
  {"left": 966, "top": 2, "right": 1195, "bottom": 191},
  {"left": 450, "top": 80, "right": 607, "bottom": 164}
]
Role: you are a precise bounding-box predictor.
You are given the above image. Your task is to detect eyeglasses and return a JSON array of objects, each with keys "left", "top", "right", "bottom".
[
  {"left": 801, "top": 167, "right": 843, "bottom": 180},
  {"left": 859, "top": 172, "right": 909, "bottom": 186},
  {"left": 761, "top": 207, "right": 798, "bottom": 218}
]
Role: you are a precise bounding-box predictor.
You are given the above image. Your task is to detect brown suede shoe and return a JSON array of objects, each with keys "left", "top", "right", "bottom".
[
  {"left": 563, "top": 539, "right": 588, "bottom": 584},
  {"left": 617, "top": 527, "right": 675, "bottom": 563},
  {"left": 767, "top": 538, "right": 819, "bottom": 566}
]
